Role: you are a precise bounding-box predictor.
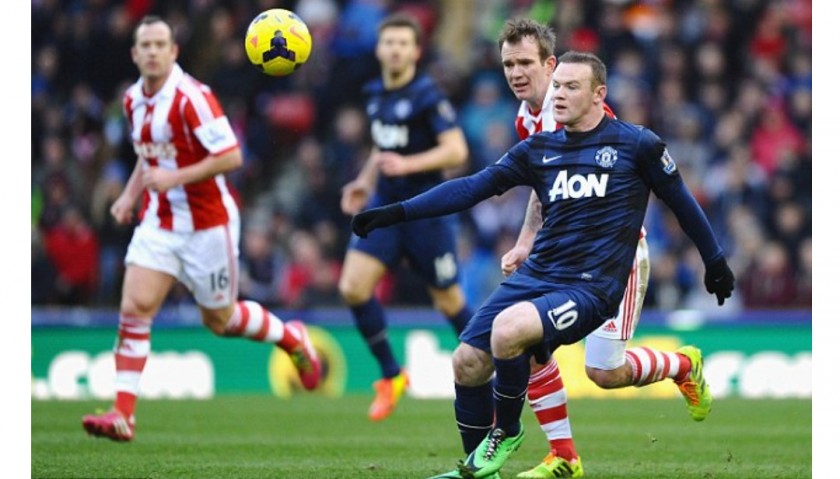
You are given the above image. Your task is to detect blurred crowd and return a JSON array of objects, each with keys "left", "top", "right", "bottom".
[{"left": 31, "top": 0, "right": 811, "bottom": 313}]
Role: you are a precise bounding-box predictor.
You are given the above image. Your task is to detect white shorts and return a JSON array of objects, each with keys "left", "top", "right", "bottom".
[
  {"left": 585, "top": 237, "right": 650, "bottom": 370},
  {"left": 124, "top": 222, "right": 241, "bottom": 309}
]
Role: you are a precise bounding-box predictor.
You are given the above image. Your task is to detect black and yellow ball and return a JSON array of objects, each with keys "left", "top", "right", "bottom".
[{"left": 244, "top": 9, "right": 312, "bottom": 77}]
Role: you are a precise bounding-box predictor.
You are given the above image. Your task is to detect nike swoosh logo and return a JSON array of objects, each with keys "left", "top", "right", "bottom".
[{"left": 542, "top": 154, "right": 562, "bottom": 163}]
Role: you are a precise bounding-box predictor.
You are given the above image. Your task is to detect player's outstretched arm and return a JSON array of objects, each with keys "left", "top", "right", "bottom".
[{"left": 351, "top": 165, "right": 511, "bottom": 238}]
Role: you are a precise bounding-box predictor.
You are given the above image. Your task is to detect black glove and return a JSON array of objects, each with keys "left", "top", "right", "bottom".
[
  {"left": 351, "top": 203, "right": 406, "bottom": 238},
  {"left": 704, "top": 256, "right": 735, "bottom": 306}
]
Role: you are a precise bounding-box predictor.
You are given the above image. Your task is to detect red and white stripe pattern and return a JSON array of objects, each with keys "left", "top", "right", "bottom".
[
  {"left": 527, "top": 359, "right": 572, "bottom": 442},
  {"left": 124, "top": 63, "right": 239, "bottom": 233},
  {"left": 625, "top": 347, "right": 689, "bottom": 385},
  {"left": 616, "top": 254, "right": 639, "bottom": 340},
  {"left": 224, "top": 300, "right": 287, "bottom": 344},
  {"left": 514, "top": 99, "right": 549, "bottom": 140},
  {"left": 114, "top": 314, "right": 152, "bottom": 417}
]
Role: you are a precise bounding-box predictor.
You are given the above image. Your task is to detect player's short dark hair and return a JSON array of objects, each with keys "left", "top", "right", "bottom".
[
  {"left": 497, "top": 18, "right": 556, "bottom": 62},
  {"left": 557, "top": 51, "right": 607, "bottom": 87},
  {"left": 133, "top": 15, "right": 176, "bottom": 45},
  {"left": 378, "top": 13, "right": 423, "bottom": 45}
]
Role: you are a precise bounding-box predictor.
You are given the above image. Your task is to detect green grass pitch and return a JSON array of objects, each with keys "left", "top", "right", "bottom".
[{"left": 32, "top": 395, "right": 811, "bottom": 478}]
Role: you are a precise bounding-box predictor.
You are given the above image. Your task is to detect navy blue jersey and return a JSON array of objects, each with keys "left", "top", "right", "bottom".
[
  {"left": 402, "top": 115, "right": 723, "bottom": 315},
  {"left": 364, "top": 73, "right": 459, "bottom": 201}
]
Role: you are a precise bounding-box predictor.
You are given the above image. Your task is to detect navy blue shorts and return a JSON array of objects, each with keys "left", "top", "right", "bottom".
[
  {"left": 460, "top": 271, "right": 610, "bottom": 362},
  {"left": 349, "top": 212, "right": 460, "bottom": 289}
]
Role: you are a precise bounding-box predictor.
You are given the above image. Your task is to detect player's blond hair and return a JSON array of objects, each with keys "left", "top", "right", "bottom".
[{"left": 497, "top": 18, "right": 556, "bottom": 62}]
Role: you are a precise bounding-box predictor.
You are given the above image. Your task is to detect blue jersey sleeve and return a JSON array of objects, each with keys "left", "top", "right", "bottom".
[
  {"left": 494, "top": 139, "right": 534, "bottom": 185},
  {"left": 636, "top": 128, "right": 724, "bottom": 264},
  {"left": 635, "top": 128, "right": 678, "bottom": 190},
  {"left": 401, "top": 140, "right": 531, "bottom": 220}
]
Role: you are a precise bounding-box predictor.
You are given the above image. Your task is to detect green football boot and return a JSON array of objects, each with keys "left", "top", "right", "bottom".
[
  {"left": 456, "top": 425, "right": 525, "bottom": 478},
  {"left": 675, "top": 345, "right": 712, "bottom": 421},
  {"left": 516, "top": 453, "right": 584, "bottom": 478}
]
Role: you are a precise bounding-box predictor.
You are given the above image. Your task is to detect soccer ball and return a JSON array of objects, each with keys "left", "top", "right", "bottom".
[{"left": 244, "top": 9, "right": 312, "bottom": 77}]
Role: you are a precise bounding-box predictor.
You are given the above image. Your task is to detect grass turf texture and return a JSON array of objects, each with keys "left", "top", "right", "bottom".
[{"left": 32, "top": 395, "right": 810, "bottom": 478}]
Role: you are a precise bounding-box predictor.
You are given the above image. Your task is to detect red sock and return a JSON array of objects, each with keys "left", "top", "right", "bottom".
[
  {"left": 277, "top": 322, "right": 302, "bottom": 351},
  {"left": 527, "top": 358, "right": 578, "bottom": 461},
  {"left": 114, "top": 314, "right": 151, "bottom": 418},
  {"left": 674, "top": 353, "right": 692, "bottom": 382}
]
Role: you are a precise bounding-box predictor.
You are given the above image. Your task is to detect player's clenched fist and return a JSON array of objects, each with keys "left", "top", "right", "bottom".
[
  {"left": 350, "top": 203, "right": 406, "bottom": 238},
  {"left": 501, "top": 245, "right": 530, "bottom": 277},
  {"left": 110, "top": 195, "right": 136, "bottom": 225}
]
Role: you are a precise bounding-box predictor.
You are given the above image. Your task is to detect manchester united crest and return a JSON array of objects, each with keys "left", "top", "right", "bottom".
[{"left": 594, "top": 146, "right": 618, "bottom": 168}]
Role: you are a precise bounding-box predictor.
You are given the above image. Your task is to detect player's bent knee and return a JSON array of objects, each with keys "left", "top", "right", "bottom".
[
  {"left": 119, "top": 296, "right": 157, "bottom": 319},
  {"left": 338, "top": 284, "right": 371, "bottom": 306},
  {"left": 490, "top": 308, "right": 540, "bottom": 357},
  {"left": 491, "top": 317, "right": 519, "bottom": 345},
  {"left": 337, "top": 275, "right": 373, "bottom": 305},
  {"left": 490, "top": 317, "right": 536, "bottom": 358},
  {"left": 452, "top": 344, "right": 493, "bottom": 386},
  {"left": 585, "top": 366, "right": 625, "bottom": 389},
  {"left": 200, "top": 306, "right": 233, "bottom": 336},
  {"left": 203, "top": 319, "right": 227, "bottom": 336}
]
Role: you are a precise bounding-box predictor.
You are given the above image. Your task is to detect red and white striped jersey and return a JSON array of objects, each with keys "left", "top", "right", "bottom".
[
  {"left": 124, "top": 63, "right": 239, "bottom": 232},
  {"left": 514, "top": 85, "right": 645, "bottom": 239},
  {"left": 514, "top": 86, "right": 556, "bottom": 141}
]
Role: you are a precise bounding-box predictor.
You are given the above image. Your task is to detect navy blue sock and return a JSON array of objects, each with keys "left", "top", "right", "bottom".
[
  {"left": 351, "top": 298, "right": 400, "bottom": 378},
  {"left": 446, "top": 306, "right": 472, "bottom": 335},
  {"left": 492, "top": 354, "right": 531, "bottom": 436},
  {"left": 454, "top": 382, "right": 494, "bottom": 453}
]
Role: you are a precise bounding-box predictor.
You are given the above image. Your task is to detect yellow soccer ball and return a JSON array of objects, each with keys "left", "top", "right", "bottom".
[{"left": 244, "top": 9, "right": 312, "bottom": 77}]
